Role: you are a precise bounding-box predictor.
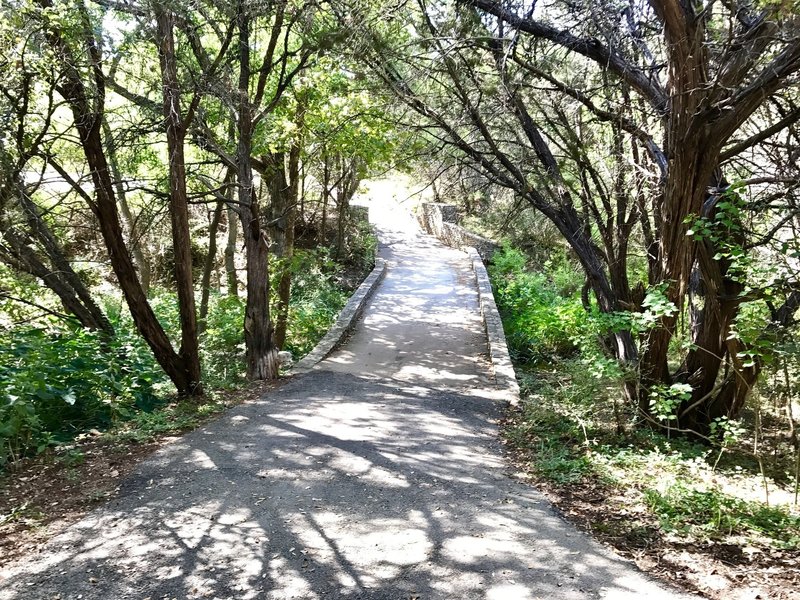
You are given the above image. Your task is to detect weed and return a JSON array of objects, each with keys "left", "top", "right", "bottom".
[
  {"left": 108, "top": 400, "right": 221, "bottom": 445},
  {"left": 55, "top": 449, "right": 85, "bottom": 467},
  {"left": 644, "top": 484, "right": 800, "bottom": 548},
  {"left": 0, "top": 502, "right": 43, "bottom": 526}
]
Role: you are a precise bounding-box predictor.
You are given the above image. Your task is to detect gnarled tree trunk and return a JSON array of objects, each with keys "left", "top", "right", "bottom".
[{"left": 156, "top": 6, "right": 202, "bottom": 393}]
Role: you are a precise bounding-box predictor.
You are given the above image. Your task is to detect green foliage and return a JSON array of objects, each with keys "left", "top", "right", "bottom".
[
  {"left": 0, "top": 242, "right": 362, "bottom": 467},
  {"left": 638, "top": 284, "right": 678, "bottom": 328},
  {"left": 507, "top": 366, "right": 800, "bottom": 550},
  {"left": 729, "top": 301, "right": 777, "bottom": 368},
  {"left": 110, "top": 399, "right": 224, "bottom": 444},
  {"left": 648, "top": 383, "right": 693, "bottom": 423},
  {"left": 489, "top": 248, "right": 587, "bottom": 363},
  {"left": 146, "top": 290, "right": 182, "bottom": 344},
  {"left": 296, "top": 57, "right": 400, "bottom": 169},
  {"left": 536, "top": 449, "right": 593, "bottom": 484},
  {"left": 345, "top": 218, "right": 378, "bottom": 272},
  {"left": 644, "top": 484, "right": 800, "bottom": 548},
  {"left": 192, "top": 250, "right": 354, "bottom": 385},
  {"left": 201, "top": 295, "right": 247, "bottom": 386},
  {"left": 0, "top": 317, "right": 165, "bottom": 466},
  {"left": 505, "top": 402, "right": 591, "bottom": 483},
  {"left": 686, "top": 182, "right": 798, "bottom": 309},
  {"left": 490, "top": 246, "right": 526, "bottom": 276},
  {"left": 505, "top": 367, "right": 607, "bottom": 484},
  {"left": 493, "top": 238, "right": 800, "bottom": 550},
  {"left": 283, "top": 250, "right": 348, "bottom": 358},
  {"left": 686, "top": 185, "right": 753, "bottom": 286}
]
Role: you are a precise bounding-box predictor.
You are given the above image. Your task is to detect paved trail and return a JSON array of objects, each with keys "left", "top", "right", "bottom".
[{"left": 0, "top": 197, "right": 689, "bottom": 599}]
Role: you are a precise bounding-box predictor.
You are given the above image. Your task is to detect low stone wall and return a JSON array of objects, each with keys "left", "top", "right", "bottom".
[
  {"left": 291, "top": 258, "right": 388, "bottom": 374},
  {"left": 418, "top": 203, "right": 498, "bottom": 261},
  {"left": 467, "top": 248, "right": 520, "bottom": 405},
  {"left": 419, "top": 203, "right": 517, "bottom": 402}
]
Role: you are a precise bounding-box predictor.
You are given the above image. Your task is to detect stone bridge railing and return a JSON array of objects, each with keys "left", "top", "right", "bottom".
[{"left": 417, "top": 203, "right": 499, "bottom": 261}]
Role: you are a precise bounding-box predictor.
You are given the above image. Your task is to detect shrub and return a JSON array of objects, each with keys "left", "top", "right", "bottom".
[
  {"left": 0, "top": 320, "right": 164, "bottom": 465},
  {"left": 201, "top": 295, "right": 247, "bottom": 386},
  {"left": 489, "top": 247, "right": 587, "bottom": 363},
  {"left": 199, "top": 251, "right": 350, "bottom": 383},
  {"left": 284, "top": 250, "right": 347, "bottom": 358},
  {"left": 0, "top": 249, "right": 357, "bottom": 465}
]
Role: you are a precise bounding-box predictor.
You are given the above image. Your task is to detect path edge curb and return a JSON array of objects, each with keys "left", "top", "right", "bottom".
[
  {"left": 290, "top": 257, "right": 388, "bottom": 374},
  {"left": 467, "top": 247, "right": 521, "bottom": 406}
]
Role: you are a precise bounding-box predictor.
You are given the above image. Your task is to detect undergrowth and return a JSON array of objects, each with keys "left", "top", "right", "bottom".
[
  {"left": 506, "top": 368, "right": 800, "bottom": 550},
  {"left": 0, "top": 248, "right": 355, "bottom": 468},
  {"left": 491, "top": 245, "right": 800, "bottom": 551}
]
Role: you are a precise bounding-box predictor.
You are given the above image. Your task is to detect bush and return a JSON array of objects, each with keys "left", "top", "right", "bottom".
[
  {"left": 348, "top": 218, "right": 378, "bottom": 272},
  {"left": 284, "top": 250, "right": 348, "bottom": 358},
  {"left": 199, "top": 251, "right": 350, "bottom": 383},
  {"left": 201, "top": 295, "right": 247, "bottom": 386},
  {"left": 489, "top": 247, "right": 587, "bottom": 363},
  {"left": 0, "top": 320, "right": 164, "bottom": 466},
  {"left": 0, "top": 249, "right": 355, "bottom": 466}
]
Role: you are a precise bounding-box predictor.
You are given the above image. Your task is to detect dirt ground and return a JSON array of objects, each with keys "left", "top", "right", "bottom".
[{"left": 500, "top": 427, "right": 800, "bottom": 600}]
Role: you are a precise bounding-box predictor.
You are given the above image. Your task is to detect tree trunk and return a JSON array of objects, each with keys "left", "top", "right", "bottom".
[
  {"left": 319, "top": 152, "right": 330, "bottom": 246},
  {"left": 0, "top": 226, "right": 111, "bottom": 333},
  {"left": 274, "top": 122, "right": 302, "bottom": 349},
  {"left": 299, "top": 159, "right": 305, "bottom": 224},
  {"left": 265, "top": 152, "right": 289, "bottom": 252},
  {"left": 335, "top": 155, "right": 359, "bottom": 260},
  {"left": 672, "top": 185, "right": 749, "bottom": 434},
  {"left": 157, "top": 7, "right": 203, "bottom": 394},
  {"left": 633, "top": 8, "right": 721, "bottom": 421},
  {"left": 10, "top": 186, "right": 113, "bottom": 334},
  {"left": 237, "top": 1, "right": 278, "bottom": 380},
  {"left": 224, "top": 171, "right": 239, "bottom": 297},
  {"left": 199, "top": 199, "right": 224, "bottom": 330},
  {"left": 38, "top": 0, "right": 197, "bottom": 394},
  {"left": 102, "top": 118, "right": 151, "bottom": 295}
]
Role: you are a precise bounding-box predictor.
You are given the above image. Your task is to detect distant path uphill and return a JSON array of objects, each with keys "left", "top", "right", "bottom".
[{"left": 0, "top": 190, "right": 690, "bottom": 600}]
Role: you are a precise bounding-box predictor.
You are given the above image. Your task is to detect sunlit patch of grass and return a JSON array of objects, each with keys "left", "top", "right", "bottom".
[{"left": 643, "top": 484, "right": 800, "bottom": 549}]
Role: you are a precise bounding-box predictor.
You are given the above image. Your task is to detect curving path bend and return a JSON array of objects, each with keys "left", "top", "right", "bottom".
[{"left": 0, "top": 195, "right": 690, "bottom": 599}]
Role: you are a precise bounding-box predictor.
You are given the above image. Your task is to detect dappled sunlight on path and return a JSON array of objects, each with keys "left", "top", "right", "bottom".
[
  {"left": 321, "top": 227, "right": 490, "bottom": 391},
  {"left": 0, "top": 187, "right": 689, "bottom": 599}
]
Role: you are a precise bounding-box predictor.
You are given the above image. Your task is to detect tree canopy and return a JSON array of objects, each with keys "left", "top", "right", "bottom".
[{"left": 2, "top": 0, "right": 800, "bottom": 448}]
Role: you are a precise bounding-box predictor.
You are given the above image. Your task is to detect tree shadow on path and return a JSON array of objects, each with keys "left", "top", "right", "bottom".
[{"left": 0, "top": 371, "right": 687, "bottom": 599}]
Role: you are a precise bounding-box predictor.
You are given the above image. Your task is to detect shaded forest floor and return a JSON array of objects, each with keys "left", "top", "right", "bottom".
[
  {"left": 501, "top": 378, "right": 800, "bottom": 600},
  {"left": 0, "top": 380, "right": 283, "bottom": 568}
]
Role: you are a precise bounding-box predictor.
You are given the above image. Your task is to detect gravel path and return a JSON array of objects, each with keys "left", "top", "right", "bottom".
[{"left": 0, "top": 196, "right": 690, "bottom": 599}]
